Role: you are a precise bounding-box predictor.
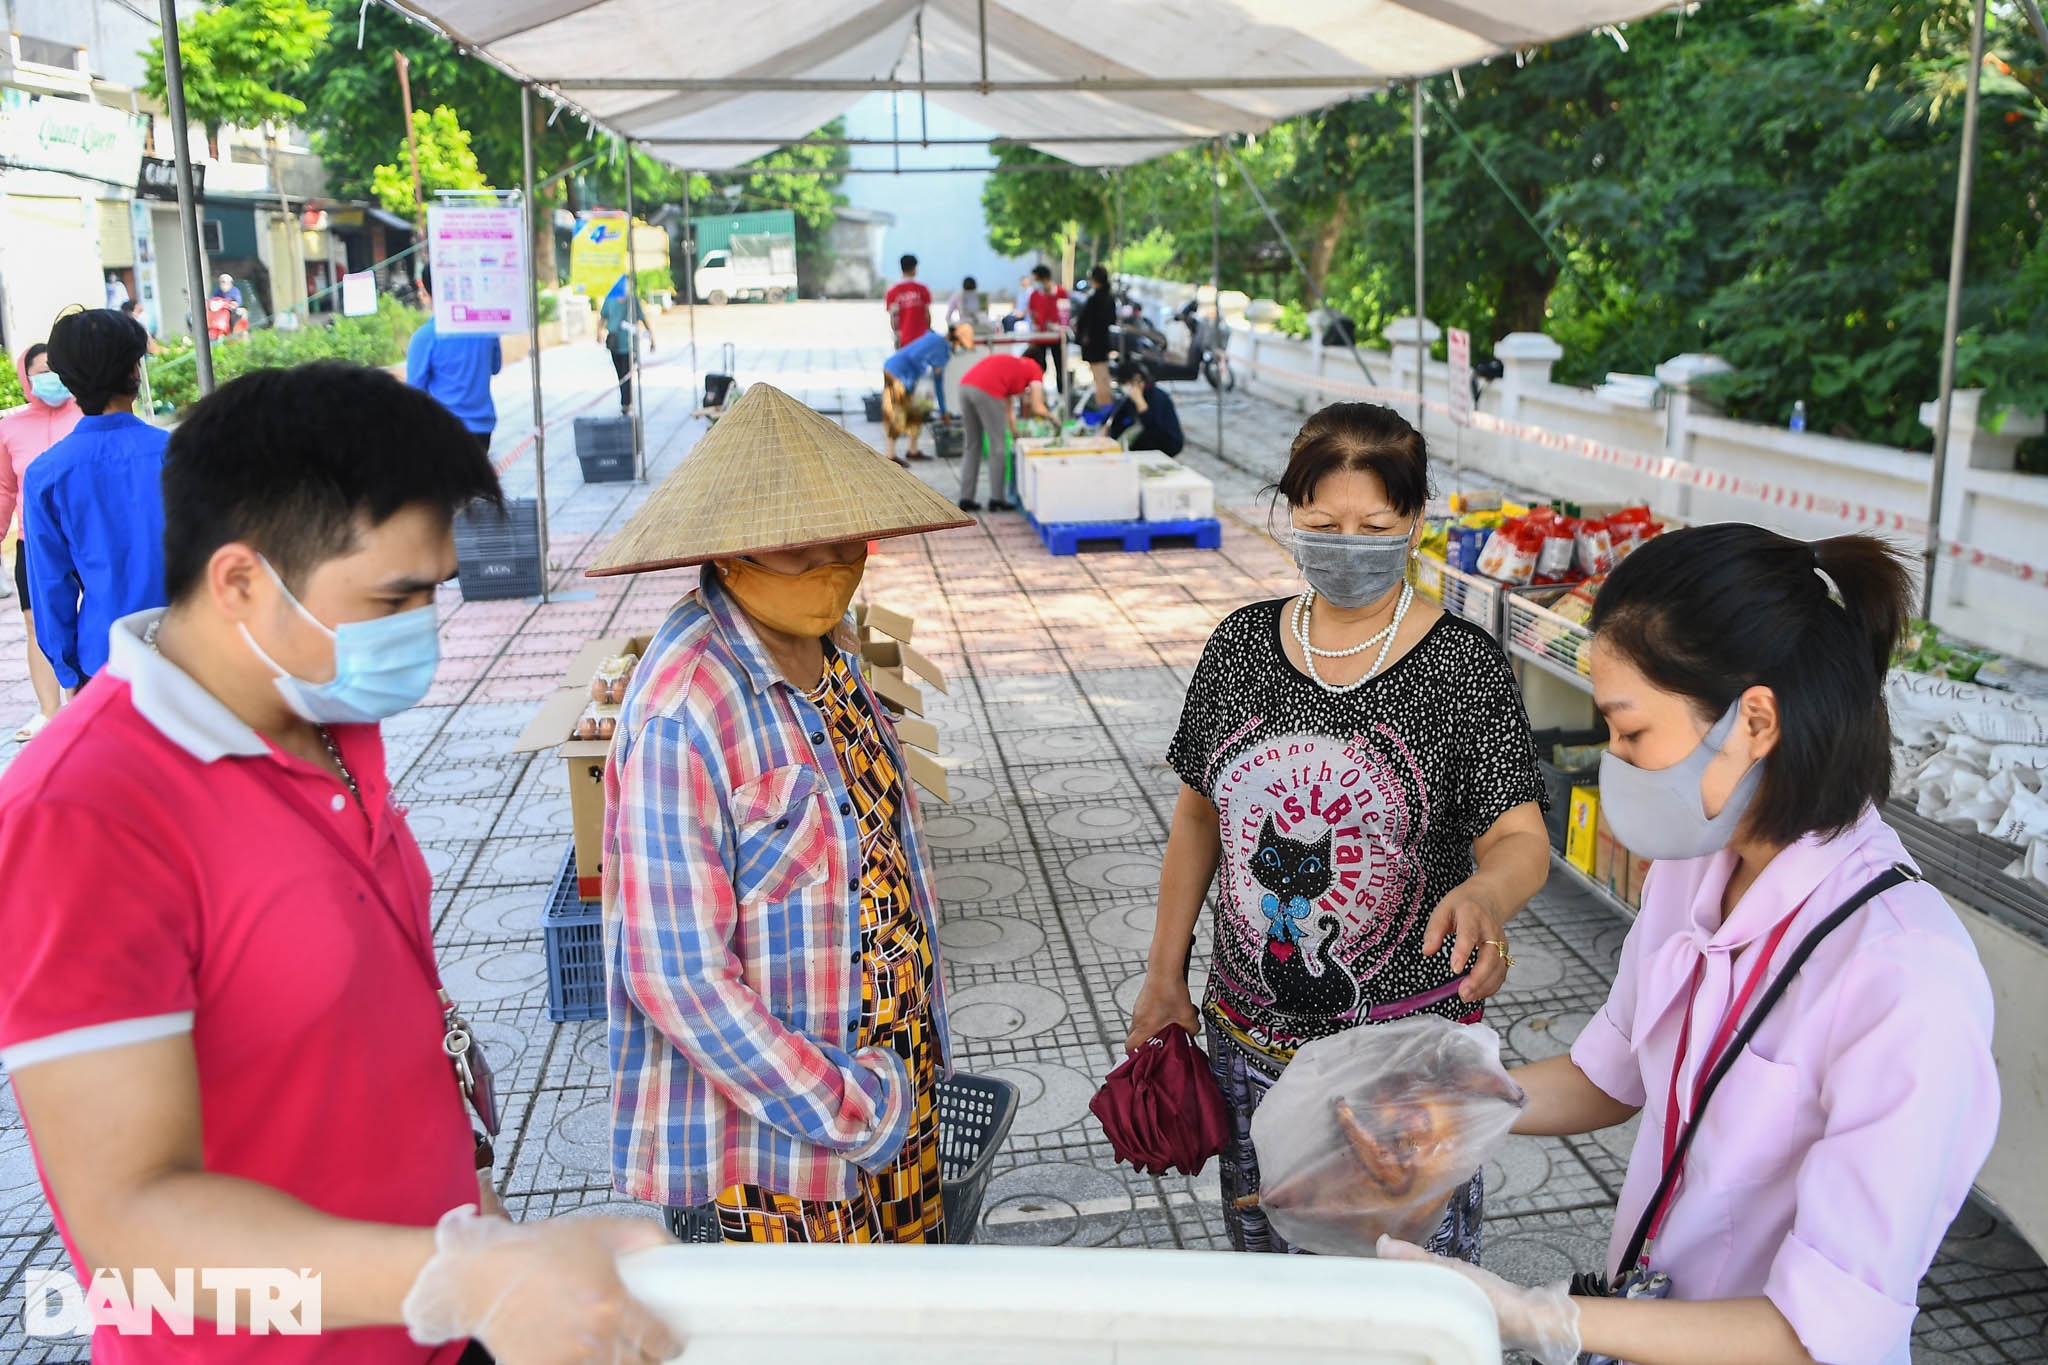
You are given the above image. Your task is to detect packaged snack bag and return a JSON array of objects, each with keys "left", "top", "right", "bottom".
[
  {"left": 1535, "top": 516, "right": 1580, "bottom": 585},
  {"left": 1575, "top": 519, "right": 1615, "bottom": 578}
]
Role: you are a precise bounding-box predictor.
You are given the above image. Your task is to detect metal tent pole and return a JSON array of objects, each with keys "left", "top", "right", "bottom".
[
  {"left": 157, "top": 0, "right": 213, "bottom": 392},
  {"left": 682, "top": 168, "right": 697, "bottom": 398},
  {"left": 1412, "top": 81, "right": 1426, "bottom": 432},
  {"left": 522, "top": 86, "right": 551, "bottom": 604},
  {"left": 1211, "top": 139, "right": 1223, "bottom": 460},
  {"left": 1924, "top": 0, "right": 1987, "bottom": 618},
  {"left": 625, "top": 139, "right": 645, "bottom": 479}
]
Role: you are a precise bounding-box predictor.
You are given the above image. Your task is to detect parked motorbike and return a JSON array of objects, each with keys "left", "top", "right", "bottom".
[{"left": 1121, "top": 298, "right": 1233, "bottom": 391}]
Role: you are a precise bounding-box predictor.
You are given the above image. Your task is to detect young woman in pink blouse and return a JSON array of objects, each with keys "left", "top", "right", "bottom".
[{"left": 1388, "top": 525, "right": 2000, "bottom": 1365}]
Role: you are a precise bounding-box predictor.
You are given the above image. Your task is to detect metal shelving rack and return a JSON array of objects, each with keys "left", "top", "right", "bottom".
[
  {"left": 1548, "top": 849, "right": 1637, "bottom": 922},
  {"left": 1411, "top": 556, "right": 1508, "bottom": 638},
  {"left": 1502, "top": 585, "right": 1596, "bottom": 689}
]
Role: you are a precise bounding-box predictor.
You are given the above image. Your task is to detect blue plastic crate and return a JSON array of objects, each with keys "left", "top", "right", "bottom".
[
  {"left": 1030, "top": 513, "right": 1223, "bottom": 556},
  {"left": 543, "top": 847, "right": 605, "bottom": 1022}
]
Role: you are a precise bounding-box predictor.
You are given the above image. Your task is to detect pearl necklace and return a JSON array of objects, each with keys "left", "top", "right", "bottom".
[{"left": 1291, "top": 583, "right": 1413, "bottom": 693}]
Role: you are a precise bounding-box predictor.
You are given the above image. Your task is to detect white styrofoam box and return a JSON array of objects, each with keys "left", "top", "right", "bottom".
[
  {"left": 1136, "top": 460, "right": 1215, "bottom": 522},
  {"left": 1016, "top": 438, "right": 1125, "bottom": 512},
  {"left": 1033, "top": 453, "right": 1141, "bottom": 523},
  {"left": 619, "top": 1244, "right": 1500, "bottom": 1364}
]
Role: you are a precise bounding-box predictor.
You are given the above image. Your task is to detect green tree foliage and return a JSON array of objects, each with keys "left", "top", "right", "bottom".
[
  {"left": 144, "top": 295, "right": 423, "bottom": 414},
  {"left": 370, "top": 106, "right": 489, "bottom": 218},
  {"left": 980, "top": 1, "right": 2045, "bottom": 447},
  {"left": 143, "top": 0, "right": 331, "bottom": 138},
  {"left": 285, "top": 3, "right": 847, "bottom": 282}
]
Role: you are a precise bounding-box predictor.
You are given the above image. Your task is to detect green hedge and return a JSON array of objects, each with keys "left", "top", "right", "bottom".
[
  {"left": 147, "top": 297, "right": 427, "bottom": 415},
  {"left": 0, "top": 356, "right": 22, "bottom": 410},
  {"left": 636, "top": 266, "right": 674, "bottom": 298}
]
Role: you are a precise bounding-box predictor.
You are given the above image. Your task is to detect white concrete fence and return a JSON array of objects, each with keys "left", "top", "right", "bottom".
[{"left": 1118, "top": 277, "right": 2048, "bottom": 664}]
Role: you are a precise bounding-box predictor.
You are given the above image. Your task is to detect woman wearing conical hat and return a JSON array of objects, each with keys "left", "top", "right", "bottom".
[{"left": 590, "top": 383, "right": 972, "bottom": 1243}]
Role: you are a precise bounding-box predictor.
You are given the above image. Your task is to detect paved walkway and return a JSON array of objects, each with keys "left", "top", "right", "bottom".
[{"left": 0, "top": 304, "right": 2040, "bottom": 1361}]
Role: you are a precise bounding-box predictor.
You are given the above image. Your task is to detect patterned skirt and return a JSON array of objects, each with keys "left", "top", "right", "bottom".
[
  {"left": 1204, "top": 1016, "right": 1484, "bottom": 1260},
  {"left": 713, "top": 904, "right": 945, "bottom": 1244}
]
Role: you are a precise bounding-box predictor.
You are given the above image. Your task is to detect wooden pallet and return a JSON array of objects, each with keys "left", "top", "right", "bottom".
[{"left": 1031, "top": 514, "right": 1223, "bottom": 556}]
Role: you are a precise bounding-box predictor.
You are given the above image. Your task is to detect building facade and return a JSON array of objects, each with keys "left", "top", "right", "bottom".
[{"left": 0, "top": 0, "right": 335, "bottom": 351}]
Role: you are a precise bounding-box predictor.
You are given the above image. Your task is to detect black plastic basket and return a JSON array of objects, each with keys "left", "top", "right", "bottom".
[
  {"left": 703, "top": 372, "right": 736, "bottom": 408},
  {"left": 543, "top": 847, "right": 605, "bottom": 1023},
  {"left": 1532, "top": 725, "right": 1607, "bottom": 853},
  {"left": 863, "top": 390, "right": 884, "bottom": 423},
  {"left": 453, "top": 497, "right": 542, "bottom": 601},
  {"left": 933, "top": 421, "right": 965, "bottom": 458},
  {"left": 574, "top": 416, "right": 634, "bottom": 483},
  {"left": 661, "top": 1072, "right": 1018, "bottom": 1244}
]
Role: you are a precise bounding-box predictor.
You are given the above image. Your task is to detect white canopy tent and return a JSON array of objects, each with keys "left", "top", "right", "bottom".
[
  {"left": 147, "top": 0, "right": 2026, "bottom": 610},
  {"left": 373, "top": 1, "right": 1689, "bottom": 170}
]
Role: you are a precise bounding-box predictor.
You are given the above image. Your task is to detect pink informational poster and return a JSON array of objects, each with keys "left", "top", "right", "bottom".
[
  {"left": 1447, "top": 327, "right": 1472, "bottom": 426},
  {"left": 426, "top": 201, "right": 528, "bottom": 335}
]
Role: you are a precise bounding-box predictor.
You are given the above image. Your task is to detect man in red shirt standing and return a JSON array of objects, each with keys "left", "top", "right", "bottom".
[
  {"left": 1023, "top": 264, "right": 1069, "bottom": 399},
  {"left": 0, "top": 362, "right": 676, "bottom": 1365},
  {"left": 954, "top": 352, "right": 1048, "bottom": 513},
  {"left": 884, "top": 254, "right": 932, "bottom": 349}
]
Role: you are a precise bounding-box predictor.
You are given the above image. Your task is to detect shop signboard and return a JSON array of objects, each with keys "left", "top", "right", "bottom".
[
  {"left": 136, "top": 155, "right": 204, "bottom": 202},
  {"left": 0, "top": 91, "right": 147, "bottom": 184},
  {"left": 1447, "top": 327, "right": 1472, "bottom": 426},
  {"left": 569, "top": 211, "right": 630, "bottom": 304},
  {"left": 425, "top": 200, "right": 528, "bottom": 335},
  {"left": 130, "top": 197, "right": 161, "bottom": 337}
]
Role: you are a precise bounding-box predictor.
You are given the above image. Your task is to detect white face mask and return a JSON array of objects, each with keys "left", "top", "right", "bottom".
[{"left": 1598, "top": 702, "right": 1764, "bottom": 861}]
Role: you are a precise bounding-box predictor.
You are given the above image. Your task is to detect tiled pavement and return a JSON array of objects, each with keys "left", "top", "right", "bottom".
[{"left": 0, "top": 304, "right": 2041, "bottom": 1361}]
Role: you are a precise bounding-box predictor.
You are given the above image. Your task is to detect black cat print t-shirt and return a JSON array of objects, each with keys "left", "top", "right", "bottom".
[{"left": 1166, "top": 599, "right": 1545, "bottom": 1057}]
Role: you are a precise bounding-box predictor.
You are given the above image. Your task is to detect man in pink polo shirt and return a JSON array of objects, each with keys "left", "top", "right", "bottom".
[{"left": 0, "top": 363, "right": 677, "bottom": 1364}]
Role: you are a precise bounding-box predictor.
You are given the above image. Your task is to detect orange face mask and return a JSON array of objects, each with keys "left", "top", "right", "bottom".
[{"left": 717, "top": 553, "right": 867, "bottom": 638}]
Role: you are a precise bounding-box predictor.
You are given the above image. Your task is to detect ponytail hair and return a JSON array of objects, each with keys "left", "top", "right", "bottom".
[
  {"left": 1812, "top": 535, "right": 1914, "bottom": 684},
  {"left": 1590, "top": 524, "right": 1914, "bottom": 846}
]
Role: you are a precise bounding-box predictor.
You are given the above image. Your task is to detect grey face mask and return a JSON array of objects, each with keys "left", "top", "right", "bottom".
[
  {"left": 1289, "top": 527, "right": 1412, "bottom": 608},
  {"left": 1598, "top": 702, "right": 1764, "bottom": 862}
]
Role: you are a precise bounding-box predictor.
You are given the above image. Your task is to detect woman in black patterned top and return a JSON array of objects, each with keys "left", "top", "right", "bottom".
[{"left": 1125, "top": 403, "right": 1551, "bottom": 1257}]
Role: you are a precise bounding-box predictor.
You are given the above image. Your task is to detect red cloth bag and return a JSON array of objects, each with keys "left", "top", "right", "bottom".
[{"left": 1089, "top": 1024, "right": 1232, "bottom": 1177}]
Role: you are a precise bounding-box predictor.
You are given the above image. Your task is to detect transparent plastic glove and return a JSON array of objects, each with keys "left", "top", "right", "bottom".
[
  {"left": 1377, "top": 1235, "right": 1581, "bottom": 1365},
  {"left": 403, "top": 1205, "right": 681, "bottom": 1365}
]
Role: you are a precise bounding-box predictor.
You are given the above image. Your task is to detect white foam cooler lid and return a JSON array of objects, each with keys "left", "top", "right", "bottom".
[{"left": 617, "top": 1243, "right": 1500, "bottom": 1363}]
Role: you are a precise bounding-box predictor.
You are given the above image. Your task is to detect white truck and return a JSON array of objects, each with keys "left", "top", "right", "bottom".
[{"left": 693, "top": 238, "right": 798, "bottom": 305}]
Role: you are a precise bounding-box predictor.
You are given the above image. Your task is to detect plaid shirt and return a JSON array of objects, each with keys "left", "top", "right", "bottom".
[{"left": 603, "top": 572, "right": 952, "bottom": 1206}]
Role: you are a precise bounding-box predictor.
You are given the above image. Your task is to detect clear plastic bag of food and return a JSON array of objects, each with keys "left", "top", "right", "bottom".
[{"left": 1246, "top": 1015, "right": 1526, "bottom": 1256}]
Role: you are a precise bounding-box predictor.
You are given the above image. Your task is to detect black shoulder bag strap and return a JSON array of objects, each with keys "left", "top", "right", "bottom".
[{"left": 1610, "top": 861, "right": 1920, "bottom": 1280}]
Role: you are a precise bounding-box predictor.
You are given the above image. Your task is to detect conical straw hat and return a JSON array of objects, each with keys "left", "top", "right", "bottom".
[{"left": 586, "top": 383, "right": 974, "bottom": 576}]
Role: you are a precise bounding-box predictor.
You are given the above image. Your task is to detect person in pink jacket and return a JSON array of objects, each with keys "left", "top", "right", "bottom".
[
  {"left": 0, "top": 344, "right": 81, "bottom": 740},
  {"left": 1387, "top": 524, "right": 1998, "bottom": 1365}
]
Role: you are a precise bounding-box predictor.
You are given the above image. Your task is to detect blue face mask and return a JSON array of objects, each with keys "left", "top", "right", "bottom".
[
  {"left": 28, "top": 372, "right": 70, "bottom": 406},
  {"left": 240, "top": 558, "right": 440, "bottom": 724}
]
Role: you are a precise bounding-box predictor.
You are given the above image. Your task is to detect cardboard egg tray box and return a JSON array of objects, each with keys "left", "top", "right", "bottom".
[{"left": 513, "top": 604, "right": 949, "bottom": 900}]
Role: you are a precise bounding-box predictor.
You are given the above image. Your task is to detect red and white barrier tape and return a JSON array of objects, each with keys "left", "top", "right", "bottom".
[
  {"left": 1229, "top": 354, "right": 2046, "bottom": 587},
  {"left": 490, "top": 384, "right": 622, "bottom": 477}
]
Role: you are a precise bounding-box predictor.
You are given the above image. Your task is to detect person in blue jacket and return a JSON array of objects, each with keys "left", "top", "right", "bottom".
[
  {"left": 880, "top": 324, "right": 969, "bottom": 462},
  {"left": 24, "top": 308, "right": 169, "bottom": 691},
  {"left": 406, "top": 265, "right": 503, "bottom": 454}
]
